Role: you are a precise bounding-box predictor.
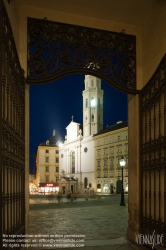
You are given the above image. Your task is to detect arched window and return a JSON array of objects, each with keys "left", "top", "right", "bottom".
[
  {"left": 91, "top": 79, "right": 94, "bottom": 87},
  {"left": 97, "top": 184, "right": 101, "bottom": 189},
  {"left": 71, "top": 151, "right": 75, "bottom": 173},
  {"left": 92, "top": 114, "right": 94, "bottom": 122},
  {"left": 84, "top": 177, "right": 88, "bottom": 188}
]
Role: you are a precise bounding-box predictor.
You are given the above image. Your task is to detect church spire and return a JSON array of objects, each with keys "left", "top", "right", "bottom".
[{"left": 82, "top": 75, "right": 104, "bottom": 137}]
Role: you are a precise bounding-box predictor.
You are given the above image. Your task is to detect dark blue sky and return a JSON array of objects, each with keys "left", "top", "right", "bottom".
[{"left": 30, "top": 74, "right": 128, "bottom": 171}]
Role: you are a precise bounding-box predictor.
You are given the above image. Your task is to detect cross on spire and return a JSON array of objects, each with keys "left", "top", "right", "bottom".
[{"left": 71, "top": 115, "right": 74, "bottom": 122}]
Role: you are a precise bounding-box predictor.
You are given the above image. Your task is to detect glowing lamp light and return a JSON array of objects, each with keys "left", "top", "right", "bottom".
[{"left": 119, "top": 155, "right": 126, "bottom": 168}]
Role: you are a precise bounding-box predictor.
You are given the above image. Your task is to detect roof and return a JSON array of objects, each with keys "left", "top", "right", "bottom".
[
  {"left": 40, "top": 135, "right": 61, "bottom": 147},
  {"left": 93, "top": 121, "right": 128, "bottom": 137},
  {"left": 60, "top": 177, "right": 77, "bottom": 181}
]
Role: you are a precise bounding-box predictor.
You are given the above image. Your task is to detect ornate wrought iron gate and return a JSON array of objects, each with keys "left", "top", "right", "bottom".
[
  {"left": 1, "top": 2, "right": 25, "bottom": 249},
  {"left": 140, "top": 55, "right": 166, "bottom": 248},
  {"left": 27, "top": 17, "right": 138, "bottom": 95}
]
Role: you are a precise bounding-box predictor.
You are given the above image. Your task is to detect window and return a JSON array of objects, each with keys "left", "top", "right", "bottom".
[
  {"left": 117, "top": 145, "right": 121, "bottom": 153},
  {"left": 97, "top": 160, "right": 100, "bottom": 167},
  {"left": 86, "top": 98, "right": 88, "bottom": 108},
  {"left": 97, "top": 172, "right": 100, "bottom": 178},
  {"left": 92, "top": 114, "right": 94, "bottom": 122},
  {"left": 46, "top": 176, "right": 49, "bottom": 183},
  {"left": 46, "top": 140, "right": 49, "bottom": 145},
  {"left": 56, "top": 177, "right": 59, "bottom": 182},
  {"left": 56, "top": 158, "right": 59, "bottom": 163},
  {"left": 97, "top": 140, "right": 100, "bottom": 146},
  {"left": 104, "top": 139, "right": 107, "bottom": 144},
  {"left": 71, "top": 151, "right": 75, "bottom": 173},
  {"left": 110, "top": 137, "right": 114, "bottom": 143},
  {"left": 110, "top": 170, "right": 114, "bottom": 177},
  {"left": 104, "top": 148, "right": 107, "bottom": 155},
  {"left": 117, "top": 136, "right": 121, "bottom": 141},
  {"left": 110, "top": 147, "right": 114, "bottom": 154},
  {"left": 91, "top": 79, "right": 94, "bottom": 86},
  {"left": 126, "top": 169, "right": 128, "bottom": 176},
  {"left": 45, "top": 166, "right": 49, "bottom": 172},
  {"left": 85, "top": 116, "right": 87, "bottom": 122},
  {"left": 98, "top": 98, "right": 100, "bottom": 107},
  {"left": 45, "top": 157, "right": 49, "bottom": 163},
  {"left": 56, "top": 167, "right": 59, "bottom": 172},
  {"left": 125, "top": 133, "right": 128, "bottom": 140},
  {"left": 118, "top": 170, "right": 121, "bottom": 177},
  {"left": 45, "top": 149, "right": 49, "bottom": 153},
  {"left": 110, "top": 158, "right": 114, "bottom": 166},
  {"left": 125, "top": 144, "right": 128, "bottom": 152},
  {"left": 97, "top": 150, "right": 101, "bottom": 156},
  {"left": 97, "top": 183, "right": 101, "bottom": 188},
  {"left": 55, "top": 150, "right": 59, "bottom": 154},
  {"left": 104, "top": 159, "right": 107, "bottom": 166},
  {"left": 125, "top": 156, "right": 128, "bottom": 164},
  {"left": 117, "top": 157, "right": 121, "bottom": 165},
  {"left": 84, "top": 177, "right": 88, "bottom": 188}
]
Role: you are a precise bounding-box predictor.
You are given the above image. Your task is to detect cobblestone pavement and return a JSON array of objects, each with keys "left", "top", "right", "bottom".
[{"left": 29, "top": 195, "right": 148, "bottom": 250}]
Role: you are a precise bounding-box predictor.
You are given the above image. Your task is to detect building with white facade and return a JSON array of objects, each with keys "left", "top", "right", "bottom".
[
  {"left": 36, "top": 130, "right": 60, "bottom": 193},
  {"left": 59, "top": 75, "right": 104, "bottom": 193}
]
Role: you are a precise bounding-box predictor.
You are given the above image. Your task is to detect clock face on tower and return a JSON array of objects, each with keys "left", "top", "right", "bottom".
[{"left": 84, "top": 147, "right": 88, "bottom": 153}]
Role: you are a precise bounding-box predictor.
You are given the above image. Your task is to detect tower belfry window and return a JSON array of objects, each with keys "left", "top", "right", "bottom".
[
  {"left": 98, "top": 98, "right": 100, "bottom": 107},
  {"left": 92, "top": 114, "right": 94, "bottom": 122},
  {"left": 86, "top": 98, "right": 88, "bottom": 108}
]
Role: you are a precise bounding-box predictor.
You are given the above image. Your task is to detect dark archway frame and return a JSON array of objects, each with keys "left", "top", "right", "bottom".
[{"left": 27, "top": 17, "right": 138, "bottom": 95}]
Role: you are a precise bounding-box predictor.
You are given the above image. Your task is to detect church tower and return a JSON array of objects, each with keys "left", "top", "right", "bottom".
[{"left": 82, "top": 75, "right": 104, "bottom": 137}]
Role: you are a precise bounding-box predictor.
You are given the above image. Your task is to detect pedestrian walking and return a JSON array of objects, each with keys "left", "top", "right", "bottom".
[
  {"left": 67, "top": 193, "right": 71, "bottom": 202},
  {"left": 73, "top": 192, "right": 77, "bottom": 201},
  {"left": 57, "top": 193, "right": 62, "bottom": 203}
]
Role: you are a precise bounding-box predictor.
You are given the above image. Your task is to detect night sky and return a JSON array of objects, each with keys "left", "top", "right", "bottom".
[{"left": 30, "top": 74, "right": 128, "bottom": 172}]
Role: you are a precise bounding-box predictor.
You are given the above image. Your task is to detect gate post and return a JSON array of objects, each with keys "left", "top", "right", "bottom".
[
  {"left": 127, "top": 94, "right": 140, "bottom": 242},
  {"left": 0, "top": 0, "right": 2, "bottom": 246},
  {"left": 25, "top": 83, "right": 30, "bottom": 235}
]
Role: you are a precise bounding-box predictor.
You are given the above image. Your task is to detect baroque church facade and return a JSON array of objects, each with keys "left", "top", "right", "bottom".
[{"left": 59, "top": 75, "right": 104, "bottom": 193}]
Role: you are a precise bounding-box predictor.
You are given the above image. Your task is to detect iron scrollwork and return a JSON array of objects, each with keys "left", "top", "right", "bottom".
[{"left": 27, "top": 18, "right": 137, "bottom": 94}]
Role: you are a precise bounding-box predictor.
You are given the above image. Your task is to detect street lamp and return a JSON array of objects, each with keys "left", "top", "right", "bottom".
[{"left": 119, "top": 155, "right": 126, "bottom": 206}]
